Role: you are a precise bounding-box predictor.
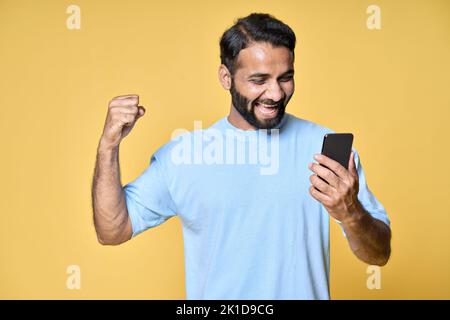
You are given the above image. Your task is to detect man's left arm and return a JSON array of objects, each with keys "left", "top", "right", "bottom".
[
  {"left": 308, "top": 152, "right": 391, "bottom": 266},
  {"left": 339, "top": 201, "right": 391, "bottom": 266}
]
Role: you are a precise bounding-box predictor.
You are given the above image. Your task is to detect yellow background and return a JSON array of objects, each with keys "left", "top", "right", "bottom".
[{"left": 1, "top": 0, "right": 449, "bottom": 299}]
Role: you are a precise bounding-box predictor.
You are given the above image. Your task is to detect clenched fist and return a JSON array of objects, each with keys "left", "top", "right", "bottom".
[{"left": 100, "top": 94, "right": 145, "bottom": 149}]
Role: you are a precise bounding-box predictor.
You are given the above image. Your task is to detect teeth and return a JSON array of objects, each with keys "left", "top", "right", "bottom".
[
  {"left": 257, "top": 104, "right": 278, "bottom": 114},
  {"left": 257, "top": 103, "right": 277, "bottom": 108}
]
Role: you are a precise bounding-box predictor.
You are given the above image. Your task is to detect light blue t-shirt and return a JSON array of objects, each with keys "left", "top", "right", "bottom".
[{"left": 124, "top": 113, "right": 390, "bottom": 300}]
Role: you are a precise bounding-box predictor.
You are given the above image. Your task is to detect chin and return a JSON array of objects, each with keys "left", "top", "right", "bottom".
[
  {"left": 254, "top": 118, "right": 279, "bottom": 130},
  {"left": 254, "top": 112, "right": 285, "bottom": 129}
]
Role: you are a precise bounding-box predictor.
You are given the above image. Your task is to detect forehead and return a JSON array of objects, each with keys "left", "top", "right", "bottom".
[{"left": 235, "top": 42, "right": 294, "bottom": 75}]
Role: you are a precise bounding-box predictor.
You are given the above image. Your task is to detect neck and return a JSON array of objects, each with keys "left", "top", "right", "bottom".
[{"left": 227, "top": 104, "right": 256, "bottom": 131}]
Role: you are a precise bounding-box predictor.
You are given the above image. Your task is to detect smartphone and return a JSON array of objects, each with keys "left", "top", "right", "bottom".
[{"left": 321, "top": 133, "right": 354, "bottom": 170}]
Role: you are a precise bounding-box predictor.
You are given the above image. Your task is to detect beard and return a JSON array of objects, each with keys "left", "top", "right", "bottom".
[{"left": 230, "top": 78, "right": 289, "bottom": 130}]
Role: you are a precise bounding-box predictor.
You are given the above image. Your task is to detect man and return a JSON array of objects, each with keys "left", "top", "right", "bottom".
[{"left": 92, "top": 13, "right": 391, "bottom": 299}]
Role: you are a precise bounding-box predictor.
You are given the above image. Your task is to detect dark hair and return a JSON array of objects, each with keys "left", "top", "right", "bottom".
[{"left": 220, "top": 13, "right": 296, "bottom": 76}]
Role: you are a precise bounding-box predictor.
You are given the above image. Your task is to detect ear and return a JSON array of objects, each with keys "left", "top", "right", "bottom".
[{"left": 218, "top": 64, "right": 232, "bottom": 90}]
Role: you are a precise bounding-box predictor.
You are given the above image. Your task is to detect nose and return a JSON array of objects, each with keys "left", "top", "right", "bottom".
[{"left": 263, "top": 80, "right": 284, "bottom": 104}]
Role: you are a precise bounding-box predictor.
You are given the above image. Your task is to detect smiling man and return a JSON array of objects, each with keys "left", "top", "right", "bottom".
[
  {"left": 226, "top": 42, "right": 294, "bottom": 130},
  {"left": 92, "top": 13, "right": 391, "bottom": 299}
]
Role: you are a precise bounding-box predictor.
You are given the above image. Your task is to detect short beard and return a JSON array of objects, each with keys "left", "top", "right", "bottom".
[{"left": 230, "top": 79, "right": 287, "bottom": 130}]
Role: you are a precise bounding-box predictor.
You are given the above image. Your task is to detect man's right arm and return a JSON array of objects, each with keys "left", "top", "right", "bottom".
[{"left": 91, "top": 94, "right": 146, "bottom": 245}]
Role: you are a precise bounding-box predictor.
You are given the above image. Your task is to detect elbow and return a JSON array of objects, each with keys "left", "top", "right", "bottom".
[
  {"left": 379, "top": 229, "right": 392, "bottom": 266},
  {"left": 362, "top": 253, "right": 390, "bottom": 267},
  {"left": 97, "top": 235, "right": 108, "bottom": 246},
  {"left": 374, "top": 257, "right": 389, "bottom": 267},
  {"left": 381, "top": 248, "right": 391, "bottom": 266},
  {"left": 93, "top": 212, "right": 131, "bottom": 246},
  {"left": 96, "top": 232, "right": 126, "bottom": 246},
  {"left": 360, "top": 243, "right": 391, "bottom": 266},
  {"left": 96, "top": 233, "right": 110, "bottom": 246},
  {"left": 97, "top": 236, "right": 123, "bottom": 246},
  {"left": 374, "top": 224, "right": 392, "bottom": 266},
  {"left": 374, "top": 246, "right": 391, "bottom": 267}
]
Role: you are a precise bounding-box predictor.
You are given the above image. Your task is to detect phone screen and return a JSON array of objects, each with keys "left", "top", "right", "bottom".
[{"left": 321, "top": 133, "right": 354, "bottom": 170}]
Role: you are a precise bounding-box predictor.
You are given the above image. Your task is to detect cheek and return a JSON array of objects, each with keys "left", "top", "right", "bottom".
[
  {"left": 247, "top": 85, "right": 265, "bottom": 101},
  {"left": 239, "top": 85, "right": 264, "bottom": 104},
  {"left": 282, "top": 81, "right": 295, "bottom": 96}
]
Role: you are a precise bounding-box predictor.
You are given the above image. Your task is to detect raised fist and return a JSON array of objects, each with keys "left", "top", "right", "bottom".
[{"left": 100, "top": 94, "right": 145, "bottom": 148}]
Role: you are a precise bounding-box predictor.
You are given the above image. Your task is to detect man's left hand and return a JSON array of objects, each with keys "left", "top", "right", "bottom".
[{"left": 308, "top": 151, "right": 361, "bottom": 223}]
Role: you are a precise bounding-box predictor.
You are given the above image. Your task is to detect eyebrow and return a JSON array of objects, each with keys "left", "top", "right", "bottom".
[{"left": 247, "top": 69, "right": 295, "bottom": 79}]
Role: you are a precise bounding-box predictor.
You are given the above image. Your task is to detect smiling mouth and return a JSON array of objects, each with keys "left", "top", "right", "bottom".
[{"left": 254, "top": 102, "right": 279, "bottom": 118}]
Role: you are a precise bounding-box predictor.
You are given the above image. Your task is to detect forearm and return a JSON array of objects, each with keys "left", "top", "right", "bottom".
[
  {"left": 341, "top": 202, "right": 391, "bottom": 266},
  {"left": 91, "top": 139, "right": 131, "bottom": 245}
]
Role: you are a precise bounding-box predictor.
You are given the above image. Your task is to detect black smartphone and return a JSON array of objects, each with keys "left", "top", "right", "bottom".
[
  {"left": 321, "top": 133, "right": 354, "bottom": 170},
  {"left": 316, "top": 133, "right": 353, "bottom": 186}
]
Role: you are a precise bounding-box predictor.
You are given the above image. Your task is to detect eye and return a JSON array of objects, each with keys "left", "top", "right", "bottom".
[
  {"left": 279, "top": 76, "right": 293, "bottom": 82},
  {"left": 250, "top": 79, "right": 265, "bottom": 85}
]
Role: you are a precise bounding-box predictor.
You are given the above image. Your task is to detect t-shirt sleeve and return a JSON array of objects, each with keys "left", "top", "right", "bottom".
[
  {"left": 123, "top": 153, "right": 178, "bottom": 238},
  {"left": 335, "top": 148, "right": 390, "bottom": 237}
]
